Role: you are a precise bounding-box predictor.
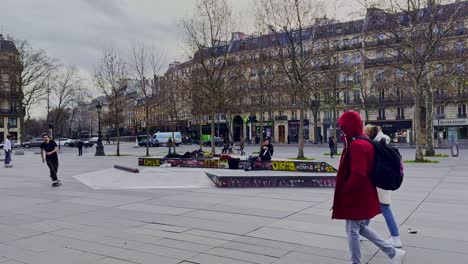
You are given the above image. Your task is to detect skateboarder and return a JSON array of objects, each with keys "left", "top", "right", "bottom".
[{"left": 40, "top": 133, "right": 61, "bottom": 187}]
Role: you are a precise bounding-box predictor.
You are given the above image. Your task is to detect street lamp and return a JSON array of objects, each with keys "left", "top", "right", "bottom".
[{"left": 95, "top": 101, "right": 105, "bottom": 156}]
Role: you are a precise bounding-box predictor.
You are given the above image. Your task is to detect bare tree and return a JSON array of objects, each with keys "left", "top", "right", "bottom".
[
  {"left": 255, "top": 0, "right": 325, "bottom": 158},
  {"left": 94, "top": 49, "right": 129, "bottom": 156},
  {"left": 4, "top": 39, "right": 57, "bottom": 142},
  {"left": 242, "top": 49, "right": 279, "bottom": 151},
  {"left": 181, "top": 0, "right": 241, "bottom": 155},
  {"left": 360, "top": 0, "right": 466, "bottom": 160},
  {"left": 129, "top": 42, "right": 165, "bottom": 156},
  {"left": 50, "top": 65, "right": 83, "bottom": 139}
]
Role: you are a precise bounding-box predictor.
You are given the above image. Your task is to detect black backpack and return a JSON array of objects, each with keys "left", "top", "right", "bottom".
[{"left": 350, "top": 135, "right": 404, "bottom": 191}]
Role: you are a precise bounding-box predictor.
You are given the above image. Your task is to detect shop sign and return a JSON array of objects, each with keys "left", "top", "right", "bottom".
[
  {"left": 433, "top": 118, "right": 468, "bottom": 126},
  {"left": 288, "top": 119, "right": 310, "bottom": 126}
]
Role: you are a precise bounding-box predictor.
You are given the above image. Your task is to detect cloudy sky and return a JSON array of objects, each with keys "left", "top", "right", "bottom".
[{"left": 2, "top": 0, "right": 360, "bottom": 117}]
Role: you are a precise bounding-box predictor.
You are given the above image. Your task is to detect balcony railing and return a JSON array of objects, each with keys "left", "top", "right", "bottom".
[
  {"left": 274, "top": 115, "right": 288, "bottom": 121},
  {"left": 0, "top": 109, "right": 19, "bottom": 116}
]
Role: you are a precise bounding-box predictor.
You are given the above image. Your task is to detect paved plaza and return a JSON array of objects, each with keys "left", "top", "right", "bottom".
[{"left": 0, "top": 143, "right": 466, "bottom": 263}]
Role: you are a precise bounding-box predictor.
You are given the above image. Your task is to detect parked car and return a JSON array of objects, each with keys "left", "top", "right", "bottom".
[
  {"left": 0, "top": 140, "right": 21, "bottom": 149},
  {"left": 22, "top": 138, "right": 44, "bottom": 148},
  {"left": 57, "top": 138, "right": 76, "bottom": 147},
  {"left": 89, "top": 137, "right": 99, "bottom": 144},
  {"left": 68, "top": 139, "right": 94, "bottom": 148},
  {"left": 202, "top": 137, "right": 223, "bottom": 147},
  {"left": 138, "top": 138, "right": 160, "bottom": 147}
]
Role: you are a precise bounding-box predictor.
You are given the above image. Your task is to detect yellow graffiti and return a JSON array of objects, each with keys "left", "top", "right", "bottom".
[
  {"left": 326, "top": 166, "right": 337, "bottom": 173},
  {"left": 204, "top": 159, "right": 220, "bottom": 168},
  {"left": 143, "top": 159, "right": 161, "bottom": 166},
  {"left": 271, "top": 161, "right": 296, "bottom": 171}
]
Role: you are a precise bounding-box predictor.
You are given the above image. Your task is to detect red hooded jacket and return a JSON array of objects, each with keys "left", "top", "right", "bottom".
[{"left": 332, "top": 111, "right": 381, "bottom": 220}]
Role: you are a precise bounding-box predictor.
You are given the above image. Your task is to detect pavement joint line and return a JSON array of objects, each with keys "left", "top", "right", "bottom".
[
  {"left": 367, "top": 166, "right": 455, "bottom": 263},
  {"left": 51, "top": 229, "right": 190, "bottom": 261}
]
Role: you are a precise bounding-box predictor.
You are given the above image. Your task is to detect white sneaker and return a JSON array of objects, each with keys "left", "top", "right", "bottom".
[
  {"left": 386, "top": 236, "right": 403, "bottom": 248},
  {"left": 391, "top": 248, "right": 406, "bottom": 264}
]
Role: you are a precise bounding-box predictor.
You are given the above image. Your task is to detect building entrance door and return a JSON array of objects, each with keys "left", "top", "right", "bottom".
[{"left": 278, "top": 125, "right": 285, "bottom": 143}]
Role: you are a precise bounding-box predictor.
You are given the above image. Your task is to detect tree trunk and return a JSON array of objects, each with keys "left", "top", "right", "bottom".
[
  {"left": 199, "top": 121, "right": 203, "bottom": 150},
  {"left": 425, "top": 88, "right": 435, "bottom": 156},
  {"left": 312, "top": 106, "right": 319, "bottom": 143},
  {"left": 116, "top": 107, "right": 120, "bottom": 156},
  {"left": 413, "top": 82, "right": 424, "bottom": 161},
  {"left": 210, "top": 112, "right": 216, "bottom": 155},
  {"left": 297, "top": 107, "right": 305, "bottom": 158}
]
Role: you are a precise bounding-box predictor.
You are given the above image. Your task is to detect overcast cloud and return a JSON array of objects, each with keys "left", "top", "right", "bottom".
[{"left": 2, "top": 0, "right": 359, "bottom": 117}]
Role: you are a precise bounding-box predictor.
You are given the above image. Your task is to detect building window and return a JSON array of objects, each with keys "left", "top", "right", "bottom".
[
  {"left": 343, "top": 39, "right": 350, "bottom": 47},
  {"left": 378, "top": 108, "right": 386, "bottom": 120},
  {"left": 291, "top": 111, "right": 297, "bottom": 120},
  {"left": 351, "top": 37, "right": 359, "bottom": 45},
  {"left": 396, "top": 86, "right": 403, "bottom": 101},
  {"left": 377, "top": 33, "right": 385, "bottom": 42},
  {"left": 334, "top": 40, "right": 340, "bottom": 48},
  {"left": 8, "top": 118, "right": 17, "bottom": 128},
  {"left": 437, "top": 105, "right": 445, "bottom": 116},
  {"left": 379, "top": 88, "right": 385, "bottom": 102},
  {"left": 456, "top": 21, "right": 465, "bottom": 35},
  {"left": 376, "top": 69, "right": 385, "bottom": 81},
  {"left": 343, "top": 91, "right": 350, "bottom": 104},
  {"left": 353, "top": 54, "right": 361, "bottom": 65},
  {"left": 342, "top": 73, "right": 350, "bottom": 83},
  {"left": 395, "top": 68, "right": 405, "bottom": 78},
  {"left": 354, "top": 72, "right": 362, "bottom": 84},
  {"left": 377, "top": 50, "right": 384, "bottom": 61},
  {"left": 343, "top": 54, "right": 350, "bottom": 64},
  {"left": 458, "top": 81, "right": 465, "bottom": 96},
  {"left": 397, "top": 107, "right": 405, "bottom": 119},
  {"left": 333, "top": 55, "right": 339, "bottom": 65},
  {"left": 455, "top": 41, "right": 464, "bottom": 55},
  {"left": 435, "top": 64, "right": 444, "bottom": 76},
  {"left": 458, "top": 104, "right": 467, "bottom": 118},
  {"left": 353, "top": 90, "right": 361, "bottom": 103}
]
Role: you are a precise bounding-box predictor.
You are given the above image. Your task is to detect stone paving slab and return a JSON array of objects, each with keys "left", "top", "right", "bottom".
[{"left": 0, "top": 146, "right": 466, "bottom": 263}]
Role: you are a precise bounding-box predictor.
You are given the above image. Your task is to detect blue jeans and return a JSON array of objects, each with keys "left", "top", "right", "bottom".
[
  {"left": 346, "top": 220, "right": 395, "bottom": 264},
  {"left": 4, "top": 150, "right": 11, "bottom": 165},
  {"left": 365, "top": 203, "right": 399, "bottom": 237}
]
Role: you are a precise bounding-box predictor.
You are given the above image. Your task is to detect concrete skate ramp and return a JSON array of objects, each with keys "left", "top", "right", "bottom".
[{"left": 73, "top": 167, "right": 214, "bottom": 189}]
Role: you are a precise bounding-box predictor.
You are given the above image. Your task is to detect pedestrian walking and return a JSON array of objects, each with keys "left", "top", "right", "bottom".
[
  {"left": 328, "top": 136, "right": 336, "bottom": 158},
  {"left": 76, "top": 139, "right": 84, "bottom": 156},
  {"left": 4, "top": 134, "right": 13, "bottom": 168},
  {"left": 40, "top": 133, "right": 61, "bottom": 187},
  {"left": 364, "top": 125, "right": 403, "bottom": 248},
  {"left": 332, "top": 111, "right": 405, "bottom": 264},
  {"left": 319, "top": 134, "right": 323, "bottom": 144},
  {"left": 239, "top": 138, "right": 245, "bottom": 156}
]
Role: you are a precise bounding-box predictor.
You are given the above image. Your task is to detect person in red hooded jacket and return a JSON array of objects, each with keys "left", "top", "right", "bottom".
[{"left": 332, "top": 111, "right": 405, "bottom": 264}]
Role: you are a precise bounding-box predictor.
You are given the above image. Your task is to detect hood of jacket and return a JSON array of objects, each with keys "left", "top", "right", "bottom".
[{"left": 338, "top": 110, "right": 363, "bottom": 139}]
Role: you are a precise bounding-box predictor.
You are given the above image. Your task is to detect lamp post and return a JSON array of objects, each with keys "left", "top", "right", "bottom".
[{"left": 95, "top": 101, "right": 105, "bottom": 156}]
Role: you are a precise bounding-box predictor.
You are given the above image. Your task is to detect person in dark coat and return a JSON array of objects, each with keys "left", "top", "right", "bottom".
[
  {"left": 332, "top": 111, "right": 405, "bottom": 264},
  {"left": 328, "top": 136, "right": 335, "bottom": 158},
  {"left": 259, "top": 139, "right": 274, "bottom": 161},
  {"left": 76, "top": 139, "right": 84, "bottom": 156}
]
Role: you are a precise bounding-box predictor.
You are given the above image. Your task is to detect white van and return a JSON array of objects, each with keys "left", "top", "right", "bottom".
[{"left": 153, "top": 132, "right": 182, "bottom": 145}]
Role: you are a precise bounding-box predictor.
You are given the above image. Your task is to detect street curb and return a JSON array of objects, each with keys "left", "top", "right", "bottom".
[{"left": 114, "top": 165, "right": 139, "bottom": 173}]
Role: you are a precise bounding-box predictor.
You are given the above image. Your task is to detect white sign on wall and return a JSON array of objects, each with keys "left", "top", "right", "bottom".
[{"left": 433, "top": 118, "right": 468, "bottom": 126}]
